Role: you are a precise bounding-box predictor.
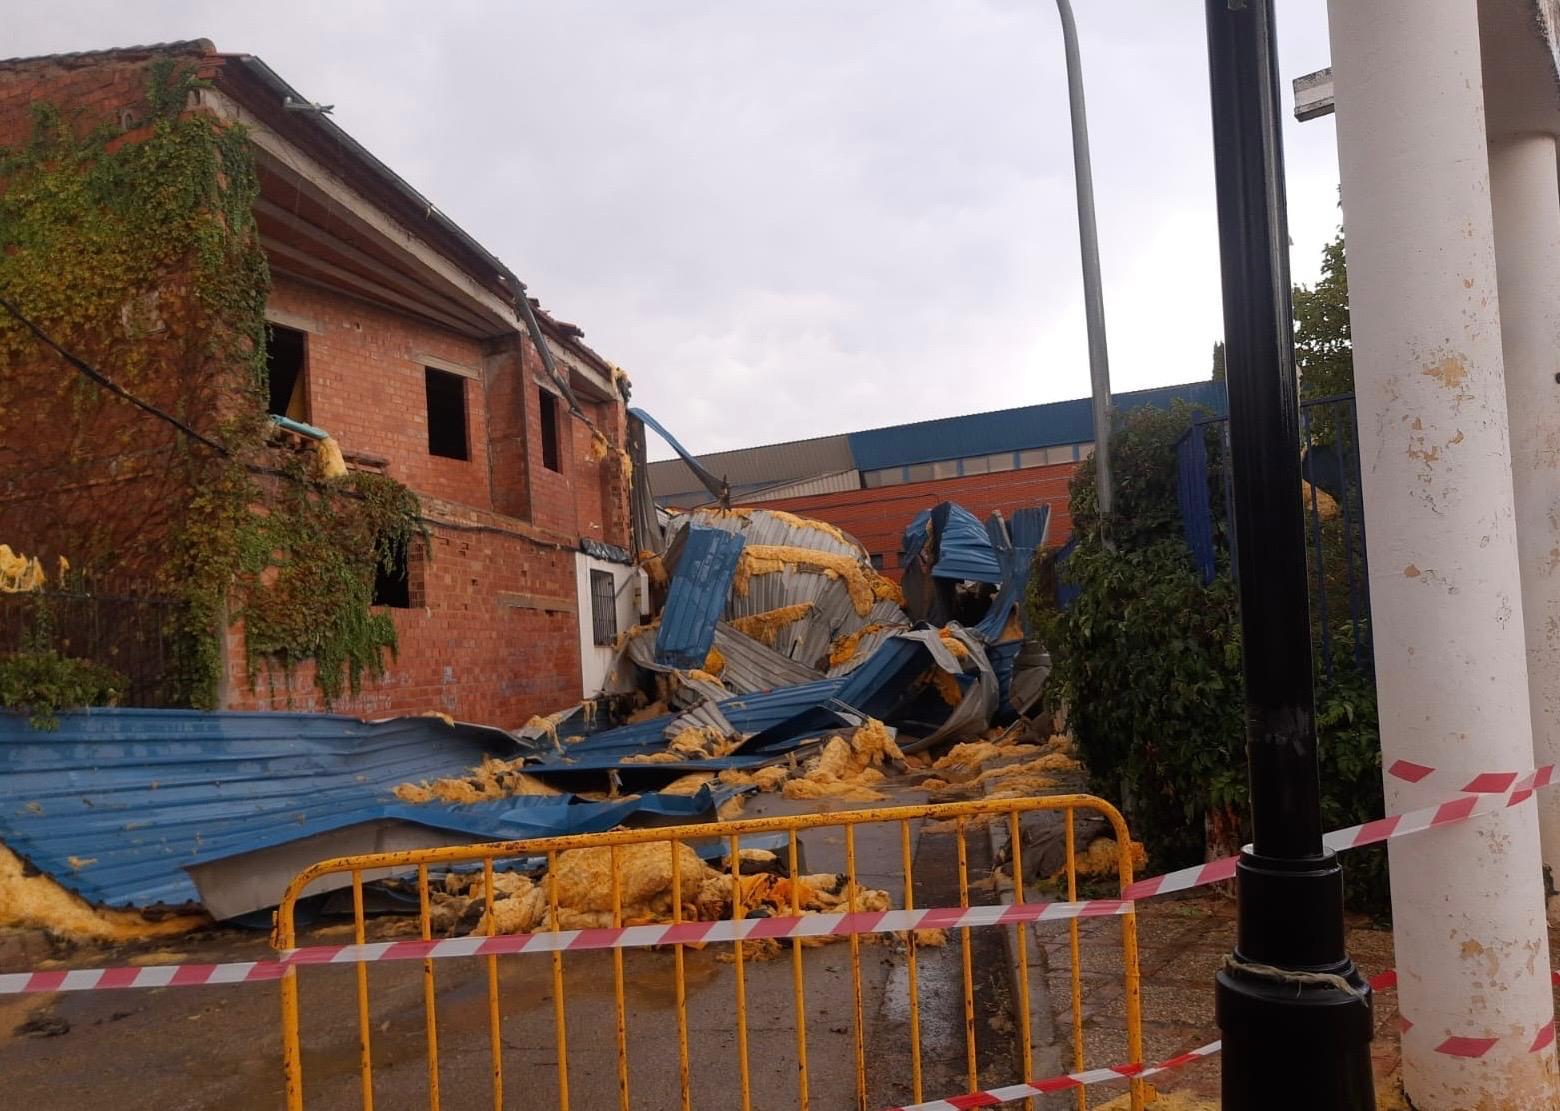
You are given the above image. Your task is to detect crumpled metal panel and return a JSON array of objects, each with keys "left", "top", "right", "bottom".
[
  {"left": 902, "top": 502, "right": 1004, "bottom": 584},
  {"left": 0, "top": 709, "right": 730, "bottom": 912},
  {"left": 825, "top": 623, "right": 911, "bottom": 678},
  {"left": 711, "top": 623, "right": 823, "bottom": 693},
  {"left": 654, "top": 524, "right": 745, "bottom": 669}
]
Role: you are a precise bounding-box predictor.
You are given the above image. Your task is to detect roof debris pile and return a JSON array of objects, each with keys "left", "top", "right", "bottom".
[{"left": 0, "top": 501, "right": 1058, "bottom": 937}]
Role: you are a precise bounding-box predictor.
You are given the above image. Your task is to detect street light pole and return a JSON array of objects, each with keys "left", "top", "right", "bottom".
[
  {"left": 1054, "top": 0, "right": 1112, "bottom": 525},
  {"left": 1202, "top": 3, "right": 1374, "bottom": 1107}
]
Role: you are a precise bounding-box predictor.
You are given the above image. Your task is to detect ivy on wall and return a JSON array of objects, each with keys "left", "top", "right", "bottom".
[{"left": 0, "top": 59, "right": 428, "bottom": 713}]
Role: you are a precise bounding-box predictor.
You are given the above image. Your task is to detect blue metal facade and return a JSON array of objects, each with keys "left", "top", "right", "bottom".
[{"left": 846, "top": 380, "right": 1227, "bottom": 472}]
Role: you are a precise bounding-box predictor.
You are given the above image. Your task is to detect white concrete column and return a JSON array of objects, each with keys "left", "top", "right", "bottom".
[
  {"left": 1325, "top": 2, "right": 1559, "bottom": 1107},
  {"left": 1490, "top": 133, "right": 1560, "bottom": 902}
]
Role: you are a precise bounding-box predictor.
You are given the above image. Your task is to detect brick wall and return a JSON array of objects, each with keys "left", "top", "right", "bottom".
[
  {"left": 222, "top": 497, "right": 586, "bottom": 727},
  {"left": 1, "top": 46, "right": 633, "bottom": 726},
  {"left": 746, "top": 461, "right": 1080, "bottom": 579}
]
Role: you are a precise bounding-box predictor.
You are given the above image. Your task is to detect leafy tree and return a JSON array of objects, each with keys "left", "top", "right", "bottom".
[
  {"left": 1293, "top": 233, "right": 1352, "bottom": 400},
  {"left": 1211, "top": 340, "right": 1226, "bottom": 382}
]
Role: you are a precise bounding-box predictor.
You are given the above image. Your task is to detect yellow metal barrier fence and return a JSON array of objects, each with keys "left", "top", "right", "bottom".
[{"left": 273, "top": 793, "right": 1144, "bottom": 1111}]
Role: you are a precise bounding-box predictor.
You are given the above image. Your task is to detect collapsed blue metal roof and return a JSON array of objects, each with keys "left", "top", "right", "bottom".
[
  {"left": 846, "top": 380, "right": 1228, "bottom": 471},
  {"left": 0, "top": 710, "right": 729, "bottom": 911},
  {"left": 902, "top": 503, "right": 1004, "bottom": 584},
  {"left": 655, "top": 524, "right": 745, "bottom": 669}
]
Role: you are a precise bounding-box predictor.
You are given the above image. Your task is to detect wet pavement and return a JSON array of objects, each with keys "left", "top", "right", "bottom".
[{"left": 0, "top": 776, "right": 1036, "bottom": 1110}]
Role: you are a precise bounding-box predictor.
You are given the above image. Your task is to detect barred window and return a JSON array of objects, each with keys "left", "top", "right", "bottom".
[{"left": 589, "top": 569, "right": 617, "bottom": 645}]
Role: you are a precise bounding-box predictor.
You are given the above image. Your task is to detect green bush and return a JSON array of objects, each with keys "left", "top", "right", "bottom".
[
  {"left": 0, "top": 648, "right": 125, "bottom": 730},
  {"left": 1031, "top": 403, "right": 1388, "bottom": 916}
]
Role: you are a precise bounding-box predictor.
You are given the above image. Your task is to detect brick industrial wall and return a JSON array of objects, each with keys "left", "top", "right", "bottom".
[{"left": 747, "top": 461, "right": 1080, "bottom": 578}]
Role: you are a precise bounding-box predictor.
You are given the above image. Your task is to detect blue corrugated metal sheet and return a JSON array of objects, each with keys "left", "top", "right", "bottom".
[
  {"left": 901, "top": 503, "right": 1003, "bottom": 583},
  {"left": 846, "top": 380, "right": 1228, "bottom": 471},
  {"left": 654, "top": 524, "right": 745, "bottom": 669},
  {"left": 0, "top": 710, "right": 728, "bottom": 911}
]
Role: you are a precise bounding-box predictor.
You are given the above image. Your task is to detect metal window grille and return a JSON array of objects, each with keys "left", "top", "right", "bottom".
[{"left": 589, "top": 570, "right": 617, "bottom": 645}]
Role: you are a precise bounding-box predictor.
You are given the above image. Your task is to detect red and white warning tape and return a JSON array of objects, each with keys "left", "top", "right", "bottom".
[
  {"left": 0, "top": 898, "right": 1130, "bottom": 996},
  {"left": 887, "top": 969, "right": 1560, "bottom": 1110},
  {"left": 1126, "top": 763, "right": 1556, "bottom": 900},
  {"left": 3, "top": 761, "right": 1555, "bottom": 1019},
  {"left": 887, "top": 1039, "right": 1224, "bottom": 1110}
]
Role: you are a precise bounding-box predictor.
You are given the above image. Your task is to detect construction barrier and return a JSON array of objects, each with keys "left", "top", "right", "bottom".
[{"left": 272, "top": 793, "right": 1147, "bottom": 1111}]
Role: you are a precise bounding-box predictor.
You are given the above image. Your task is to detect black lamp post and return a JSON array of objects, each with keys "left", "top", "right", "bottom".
[{"left": 1202, "top": 2, "right": 1375, "bottom": 1106}]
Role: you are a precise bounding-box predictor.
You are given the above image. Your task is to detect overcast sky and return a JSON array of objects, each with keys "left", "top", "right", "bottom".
[{"left": 9, "top": 1, "right": 1340, "bottom": 461}]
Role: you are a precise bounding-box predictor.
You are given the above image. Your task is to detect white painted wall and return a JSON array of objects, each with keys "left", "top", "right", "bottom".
[{"left": 574, "top": 554, "right": 640, "bottom": 698}]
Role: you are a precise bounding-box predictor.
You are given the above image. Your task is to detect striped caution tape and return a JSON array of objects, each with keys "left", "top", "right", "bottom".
[
  {"left": 0, "top": 897, "right": 1131, "bottom": 996},
  {"left": 1126, "top": 763, "right": 1556, "bottom": 900},
  {"left": 888, "top": 969, "right": 1560, "bottom": 1110},
  {"left": 3, "top": 763, "right": 1555, "bottom": 998},
  {"left": 1374, "top": 968, "right": 1560, "bottom": 1058}
]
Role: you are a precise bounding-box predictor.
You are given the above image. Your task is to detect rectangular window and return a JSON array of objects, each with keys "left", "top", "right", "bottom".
[
  {"left": 870, "top": 468, "right": 903, "bottom": 487},
  {"left": 540, "top": 389, "right": 561, "bottom": 472},
  {"left": 589, "top": 569, "right": 617, "bottom": 645},
  {"left": 905, "top": 463, "right": 933, "bottom": 483},
  {"left": 1045, "top": 445, "right": 1077, "bottom": 465},
  {"left": 961, "top": 455, "right": 990, "bottom": 475},
  {"left": 425, "top": 368, "right": 469, "bottom": 460},
  {"left": 1017, "top": 448, "right": 1048, "bottom": 469},
  {"left": 1078, "top": 442, "right": 1096, "bottom": 459},
  {"left": 931, "top": 459, "right": 959, "bottom": 479},
  {"left": 986, "top": 452, "right": 1016, "bottom": 473},
  {"left": 372, "top": 539, "right": 411, "bottom": 608},
  {"left": 265, "top": 324, "right": 308, "bottom": 420},
  {"left": 869, "top": 553, "right": 886, "bottom": 571}
]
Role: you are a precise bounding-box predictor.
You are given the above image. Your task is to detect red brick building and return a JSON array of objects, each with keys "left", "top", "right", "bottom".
[{"left": 0, "top": 42, "right": 642, "bottom": 727}]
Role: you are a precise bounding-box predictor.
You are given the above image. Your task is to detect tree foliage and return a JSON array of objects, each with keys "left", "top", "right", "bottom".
[{"left": 1031, "top": 394, "right": 1389, "bottom": 916}]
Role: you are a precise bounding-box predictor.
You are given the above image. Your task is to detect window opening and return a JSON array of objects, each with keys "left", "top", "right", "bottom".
[
  {"left": 426, "top": 368, "right": 469, "bottom": 460},
  {"left": 540, "top": 389, "right": 561, "bottom": 472},
  {"left": 372, "top": 540, "right": 411, "bottom": 608},
  {"left": 265, "top": 324, "right": 309, "bottom": 420}
]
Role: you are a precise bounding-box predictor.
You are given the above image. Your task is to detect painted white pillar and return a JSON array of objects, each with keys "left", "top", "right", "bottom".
[
  {"left": 1325, "top": 2, "right": 1559, "bottom": 1107},
  {"left": 1489, "top": 133, "right": 1560, "bottom": 904}
]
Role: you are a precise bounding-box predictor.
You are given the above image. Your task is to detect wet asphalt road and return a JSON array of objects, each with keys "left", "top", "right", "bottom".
[{"left": 2, "top": 785, "right": 1032, "bottom": 1110}]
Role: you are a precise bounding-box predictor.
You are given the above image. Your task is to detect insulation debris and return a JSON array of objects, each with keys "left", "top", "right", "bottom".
[
  {"left": 393, "top": 755, "right": 563, "bottom": 804},
  {"left": 726, "top": 603, "right": 816, "bottom": 646},
  {"left": 0, "top": 842, "right": 206, "bottom": 942},
  {"left": 782, "top": 719, "right": 905, "bottom": 802},
  {"left": 588, "top": 429, "right": 610, "bottom": 463},
  {"left": 734, "top": 545, "right": 904, "bottom": 616},
  {"left": 827, "top": 623, "right": 894, "bottom": 669},
  {"left": 446, "top": 843, "right": 893, "bottom": 943},
  {"left": 0, "top": 544, "right": 48, "bottom": 593},
  {"left": 1056, "top": 837, "right": 1149, "bottom": 881}
]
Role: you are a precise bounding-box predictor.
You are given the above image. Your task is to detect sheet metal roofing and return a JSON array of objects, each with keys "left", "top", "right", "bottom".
[
  {"left": 0, "top": 710, "right": 725, "bottom": 911},
  {"left": 647, "top": 379, "right": 1226, "bottom": 498}
]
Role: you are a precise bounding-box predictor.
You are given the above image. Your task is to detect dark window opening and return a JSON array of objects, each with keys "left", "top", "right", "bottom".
[
  {"left": 540, "top": 389, "right": 561, "bottom": 472},
  {"left": 589, "top": 569, "right": 617, "bottom": 645},
  {"left": 373, "top": 539, "right": 411, "bottom": 608},
  {"left": 870, "top": 553, "right": 887, "bottom": 571},
  {"left": 265, "top": 324, "right": 308, "bottom": 420},
  {"left": 425, "top": 368, "right": 469, "bottom": 460}
]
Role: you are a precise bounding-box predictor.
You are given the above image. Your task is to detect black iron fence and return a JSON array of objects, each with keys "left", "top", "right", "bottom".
[
  {"left": 1175, "top": 393, "right": 1372, "bottom": 683},
  {"left": 0, "top": 588, "right": 194, "bottom": 708}
]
